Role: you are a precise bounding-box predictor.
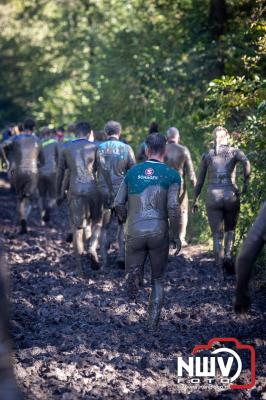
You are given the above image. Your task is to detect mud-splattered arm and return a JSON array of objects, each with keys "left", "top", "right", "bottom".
[
  {"left": 236, "top": 149, "right": 251, "bottom": 194},
  {"left": 184, "top": 148, "right": 197, "bottom": 187},
  {"left": 235, "top": 202, "right": 266, "bottom": 312},
  {"left": 167, "top": 182, "right": 181, "bottom": 242},
  {"left": 0, "top": 138, "right": 13, "bottom": 167},
  {"left": 127, "top": 145, "right": 136, "bottom": 170},
  {"left": 96, "top": 148, "right": 114, "bottom": 195},
  {"left": 56, "top": 149, "right": 67, "bottom": 200},
  {"left": 38, "top": 142, "right": 45, "bottom": 167},
  {"left": 193, "top": 153, "right": 208, "bottom": 204},
  {"left": 114, "top": 179, "right": 128, "bottom": 223}
]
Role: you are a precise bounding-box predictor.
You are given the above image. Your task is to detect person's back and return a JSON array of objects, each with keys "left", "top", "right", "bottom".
[
  {"left": 61, "top": 139, "right": 98, "bottom": 196},
  {"left": 193, "top": 127, "right": 251, "bottom": 277},
  {"left": 57, "top": 123, "right": 102, "bottom": 272},
  {"left": 204, "top": 145, "right": 249, "bottom": 188},
  {"left": 9, "top": 133, "right": 42, "bottom": 172},
  {"left": 96, "top": 121, "right": 135, "bottom": 268},
  {"left": 39, "top": 138, "right": 58, "bottom": 176},
  {"left": 97, "top": 137, "right": 135, "bottom": 194},
  {"left": 165, "top": 143, "right": 192, "bottom": 177},
  {"left": 124, "top": 160, "right": 180, "bottom": 238},
  {"left": 0, "top": 118, "right": 44, "bottom": 234},
  {"left": 165, "top": 127, "right": 197, "bottom": 245},
  {"left": 38, "top": 131, "right": 58, "bottom": 224}
]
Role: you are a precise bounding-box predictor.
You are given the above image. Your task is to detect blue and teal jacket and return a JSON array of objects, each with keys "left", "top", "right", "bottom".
[
  {"left": 114, "top": 159, "right": 181, "bottom": 237},
  {"left": 96, "top": 137, "right": 136, "bottom": 194}
]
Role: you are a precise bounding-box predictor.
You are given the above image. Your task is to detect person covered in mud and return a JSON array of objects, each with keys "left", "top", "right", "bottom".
[
  {"left": 0, "top": 118, "right": 44, "bottom": 234},
  {"left": 96, "top": 120, "right": 136, "bottom": 268},
  {"left": 56, "top": 121, "right": 102, "bottom": 274},
  {"left": 55, "top": 124, "right": 77, "bottom": 242},
  {"left": 114, "top": 133, "right": 181, "bottom": 330},
  {"left": 0, "top": 246, "right": 22, "bottom": 400},
  {"left": 38, "top": 127, "right": 58, "bottom": 224},
  {"left": 0, "top": 124, "right": 19, "bottom": 186},
  {"left": 192, "top": 126, "right": 251, "bottom": 278},
  {"left": 234, "top": 201, "right": 266, "bottom": 313},
  {"left": 165, "top": 127, "right": 197, "bottom": 246},
  {"left": 136, "top": 121, "right": 159, "bottom": 162}
]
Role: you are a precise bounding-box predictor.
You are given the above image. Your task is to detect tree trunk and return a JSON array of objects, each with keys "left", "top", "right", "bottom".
[{"left": 209, "top": 0, "right": 227, "bottom": 77}]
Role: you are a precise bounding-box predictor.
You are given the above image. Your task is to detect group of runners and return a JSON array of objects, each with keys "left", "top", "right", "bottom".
[{"left": 0, "top": 118, "right": 265, "bottom": 330}]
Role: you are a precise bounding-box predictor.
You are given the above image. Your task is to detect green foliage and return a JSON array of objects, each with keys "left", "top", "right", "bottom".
[{"left": 0, "top": 0, "right": 265, "bottom": 248}]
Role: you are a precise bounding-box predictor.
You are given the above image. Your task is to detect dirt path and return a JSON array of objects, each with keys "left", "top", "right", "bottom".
[{"left": 0, "top": 179, "right": 265, "bottom": 399}]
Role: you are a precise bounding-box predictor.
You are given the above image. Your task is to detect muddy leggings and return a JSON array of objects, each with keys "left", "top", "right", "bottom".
[
  {"left": 68, "top": 194, "right": 102, "bottom": 257},
  {"left": 126, "top": 230, "right": 169, "bottom": 282},
  {"left": 125, "top": 229, "right": 169, "bottom": 327},
  {"left": 38, "top": 173, "right": 57, "bottom": 214},
  {"left": 14, "top": 170, "right": 38, "bottom": 223},
  {"left": 206, "top": 187, "right": 240, "bottom": 269}
]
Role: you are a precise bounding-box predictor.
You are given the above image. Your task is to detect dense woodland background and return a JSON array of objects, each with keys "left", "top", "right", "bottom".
[{"left": 0, "top": 0, "right": 265, "bottom": 253}]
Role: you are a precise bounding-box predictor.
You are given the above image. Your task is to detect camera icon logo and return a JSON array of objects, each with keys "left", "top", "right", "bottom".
[{"left": 177, "top": 337, "right": 255, "bottom": 390}]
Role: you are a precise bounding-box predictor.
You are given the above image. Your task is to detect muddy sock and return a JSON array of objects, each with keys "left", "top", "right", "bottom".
[
  {"left": 19, "top": 219, "right": 27, "bottom": 234},
  {"left": 66, "top": 232, "right": 73, "bottom": 243},
  {"left": 125, "top": 265, "right": 144, "bottom": 301},
  {"left": 43, "top": 207, "right": 50, "bottom": 223},
  {"left": 213, "top": 233, "right": 224, "bottom": 279},
  {"left": 148, "top": 278, "right": 164, "bottom": 330}
]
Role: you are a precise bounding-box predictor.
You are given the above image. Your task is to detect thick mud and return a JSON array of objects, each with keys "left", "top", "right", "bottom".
[{"left": 0, "top": 178, "right": 265, "bottom": 399}]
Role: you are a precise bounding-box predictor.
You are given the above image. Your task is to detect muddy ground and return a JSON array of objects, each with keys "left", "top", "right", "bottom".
[{"left": 0, "top": 178, "right": 265, "bottom": 399}]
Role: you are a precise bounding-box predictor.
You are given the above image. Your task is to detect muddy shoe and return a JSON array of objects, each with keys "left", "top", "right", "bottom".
[
  {"left": 65, "top": 233, "right": 73, "bottom": 243},
  {"left": 234, "top": 303, "right": 249, "bottom": 314},
  {"left": 19, "top": 219, "right": 27, "bottom": 235},
  {"left": 89, "top": 251, "right": 100, "bottom": 271},
  {"left": 223, "top": 257, "right": 235, "bottom": 275},
  {"left": 116, "top": 254, "right": 125, "bottom": 269},
  {"left": 125, "top": 266, "right": 142, "bottom": 301},
  {"left": 147, "top": 303, "right": 162, "bottom": 332},
  {"left": 76, "top": 255, "right": 86, "bottom": 277},
  {"left": 42, "top": 208, "right": 50, "bottom": 223}
]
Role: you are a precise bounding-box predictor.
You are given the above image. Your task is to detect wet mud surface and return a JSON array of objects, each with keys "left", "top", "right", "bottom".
[{"left": 0, "top": 179, "right": 265, "bottom": 399}]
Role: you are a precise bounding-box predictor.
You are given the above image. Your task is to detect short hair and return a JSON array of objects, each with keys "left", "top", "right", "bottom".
[
  {"left": 104, "top": 120, "right": 121, "bottom": 136},
  {"left": 94, "top": 130, "right": 107, "bottom": 142},
  {"left": 148, "top": 122, "right": 159, "bottom": 134},
  {"left": 145, "top": 133, "right": 166, "bottom": 155},
  {"left": 17, "top": 123, "right": 24, "bottom": 133},
  {"left": 167, "top": 127, "right": 180, "bottom": 139},
  {"left": 75, "top": 121, "right": 91, "bottom": 136},
  {"left": 24, "top": 118, "right": 35, "bottom": 131}
]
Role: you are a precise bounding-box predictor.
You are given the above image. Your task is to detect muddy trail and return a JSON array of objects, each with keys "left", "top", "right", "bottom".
[{"left": 0, "top": 178, "right": 265, "bottom": 400}]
